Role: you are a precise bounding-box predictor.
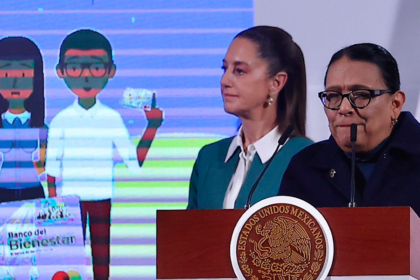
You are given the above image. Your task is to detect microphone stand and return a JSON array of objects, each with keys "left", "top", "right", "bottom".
[
  {"left": 244, "top": 125, "right": 295, "bottom": 209},
  {"left": 349, "top": 123, "right": 357, "bottom": 208}
]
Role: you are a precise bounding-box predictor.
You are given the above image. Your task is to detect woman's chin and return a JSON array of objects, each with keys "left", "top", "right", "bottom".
[
  {"left": 223, "top": 105, "right": 238, "bottom": 116},
  {"left": 337, "top": 142, "right": 353, "bottom": 153}
]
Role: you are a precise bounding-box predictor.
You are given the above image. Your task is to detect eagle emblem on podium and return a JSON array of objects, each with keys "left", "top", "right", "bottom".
[
  {"left": 256, "top": 217, "right": 311, "bottom": 268},
  {"left": 250, "top": 216, "right": 311, "bottom": 278},
  {"left": 234, "top": 202, "right": 328, "bottom": 280}
]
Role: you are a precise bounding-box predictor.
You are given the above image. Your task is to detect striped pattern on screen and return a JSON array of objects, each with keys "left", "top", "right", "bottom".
[{"left": 0, "top": 1, "right": 253, "bottom": 279}]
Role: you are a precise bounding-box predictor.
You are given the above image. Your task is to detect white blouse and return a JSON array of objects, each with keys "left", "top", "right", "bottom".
[{"left": 223, "top": 126, "right": 282, "bottom": 209}]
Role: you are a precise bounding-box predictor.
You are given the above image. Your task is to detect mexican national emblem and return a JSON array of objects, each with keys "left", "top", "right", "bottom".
[{"left": 231, "top": 197, "right": 333, "bottom": 280}]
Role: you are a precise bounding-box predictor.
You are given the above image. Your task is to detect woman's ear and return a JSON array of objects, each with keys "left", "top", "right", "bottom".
[
  {"left": 269, "top": 71, "right": 288, "bottom": 99},
  {"left": 391, "top": 90, "right": 406, "bottom": 118}
]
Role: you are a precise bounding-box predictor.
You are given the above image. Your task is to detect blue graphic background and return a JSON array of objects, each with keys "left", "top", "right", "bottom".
[{"left": 0, "top": 1, "right": 253, "bottom": 279}]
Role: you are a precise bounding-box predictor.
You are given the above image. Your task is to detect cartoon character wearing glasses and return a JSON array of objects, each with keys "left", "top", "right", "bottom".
[{"left": 45, "top": 29, "right": 163, "bottom": 280}]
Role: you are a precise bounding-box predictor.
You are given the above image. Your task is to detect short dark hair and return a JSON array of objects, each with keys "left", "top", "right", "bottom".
[
  {"left": 324, "top": 43, "right": 400, "bottom": 93},
  {"left": 58, "top": 29, "right": 114, "bottom": 65},
  {"left": 0, "top": 36, "right": 45, "bottom": 128},
  {"left": 235, "top": 26, "right": 307, "bottom": 137}
]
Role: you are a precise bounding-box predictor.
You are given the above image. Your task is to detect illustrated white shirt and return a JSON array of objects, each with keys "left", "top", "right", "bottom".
[
  {"left": 46, "top": 100, "right": 140, "bottom": 201},
  {"left": 0, "top": 111, "right": 43, "bottom": 188},
  {"left": 223, "top": 126, "right": 282, "bottom": 209},
  {"left": 4, "top": 110, "right": 31, "bottom": 125}
]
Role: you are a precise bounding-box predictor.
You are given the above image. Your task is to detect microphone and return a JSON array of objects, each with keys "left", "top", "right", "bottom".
[
  {"left": 244, "top": 125, "right": 295, "bottom": 209},
  {"left": 349, "top": 123, "right": 357, "bottom": 208}
]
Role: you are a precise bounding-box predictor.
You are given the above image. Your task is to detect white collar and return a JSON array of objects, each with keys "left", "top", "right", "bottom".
[
  {"left": 72, "top": 99, "right": 102, "bottom": 117},
  {"left": 225, "top": 126, "right": 282, "bottom": 164},
  {"left": 3, "top": 110, "right": 31, "bottom": 125}
]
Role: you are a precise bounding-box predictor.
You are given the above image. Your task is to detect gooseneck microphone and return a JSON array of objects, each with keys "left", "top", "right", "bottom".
[
  {"left": 244, "top": 125, "right": 295, "bottom": 209},
  {"left": 349, "top": 123, "right": 357, "bottom": 208}
]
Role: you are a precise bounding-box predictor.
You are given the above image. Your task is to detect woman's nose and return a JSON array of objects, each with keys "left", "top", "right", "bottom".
[
  {"left": 339, "top": 96, "right": 354, "bottom": 115},
  {"left": 220, "top": 70, "right": 232, "bottom": 89}
]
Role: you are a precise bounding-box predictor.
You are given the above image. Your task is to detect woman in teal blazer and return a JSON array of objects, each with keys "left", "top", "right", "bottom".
[{"left": 187, "top": 26, "right": 313, "bottom": 209}]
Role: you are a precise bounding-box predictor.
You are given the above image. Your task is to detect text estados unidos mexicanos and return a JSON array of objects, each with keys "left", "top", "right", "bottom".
[{"left": 237, "top": 205, "right": 324, "bottom": 251}]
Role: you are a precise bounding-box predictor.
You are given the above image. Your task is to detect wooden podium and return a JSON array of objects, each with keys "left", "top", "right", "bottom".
[{"left": 157, "top": 207, "right": 420, "bottom": 279}]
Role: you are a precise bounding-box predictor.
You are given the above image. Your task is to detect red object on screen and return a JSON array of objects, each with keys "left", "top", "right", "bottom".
[{"left": 51, "top": 271, "right": 69, "bottom": 280}]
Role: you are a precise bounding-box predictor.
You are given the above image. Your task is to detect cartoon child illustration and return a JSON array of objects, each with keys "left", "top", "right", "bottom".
[
  {"left": 46, "top": 29, "right": 163, "bottom": 280},
  {"left": 0, "top": 36, "right": 47, "bottom": 280},
  {"left": 0, "top": 37, "right": 47, "bottom": 202}
]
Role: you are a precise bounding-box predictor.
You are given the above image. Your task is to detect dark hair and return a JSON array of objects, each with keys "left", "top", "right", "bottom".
[
  {"left": 324, "top": 43, "right": 400, "bottom": 92},
  {"left": 0, "top": 36, "right": 45, "bottom": 128},
  {"left": 235, "top": 26, "right": 307, "bottom": 137},
  {"left": 58, "top": 29, "right": 113, "bottom": 68}
]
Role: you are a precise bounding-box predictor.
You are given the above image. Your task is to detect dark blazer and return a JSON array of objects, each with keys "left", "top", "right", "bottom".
[
  {"left": 279, "top": 112, "right": 420, "bottom": 216},
  {"left": 187, "top": 136, "right": 313, "bottom": 209}
]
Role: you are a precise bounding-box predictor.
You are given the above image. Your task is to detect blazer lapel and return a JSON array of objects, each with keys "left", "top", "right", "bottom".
[
  {"left": 313, "top": 138, "right": 362, "bottom": 204},
  {"left": 363, "top": 149, "right": 408, "bottom": 202},
  {"left": 207, "top": 148, "right": 240, "bottom": 209},
  {"left": 235, "top": 154, "right": 265, "bottom": 208}
]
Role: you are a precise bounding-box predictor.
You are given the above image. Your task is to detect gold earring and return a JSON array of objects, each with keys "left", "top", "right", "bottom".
[
  {"left": 391, "top": 118, "right": 398, "bottom": 126},
  {"left": 267, "top": 97, "right": 274, "bottom": 106}
]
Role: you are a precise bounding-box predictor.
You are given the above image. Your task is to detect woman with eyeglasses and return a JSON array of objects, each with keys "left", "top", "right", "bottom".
[{"left": 278, "top": 43, "right": 420, "bottom": 215}]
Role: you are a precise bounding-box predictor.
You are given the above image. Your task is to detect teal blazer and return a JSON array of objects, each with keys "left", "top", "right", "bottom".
[{"left": 187, "top": 136, "right": 313, "bottom": 209}]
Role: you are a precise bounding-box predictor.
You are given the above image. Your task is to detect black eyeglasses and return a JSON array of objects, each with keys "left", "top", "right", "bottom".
[
  {"left": 61, "top": 62, "right": 112, "bottom": 78},
  {"left": 318, "top": 89, "right": 393, "bottom": 110}
]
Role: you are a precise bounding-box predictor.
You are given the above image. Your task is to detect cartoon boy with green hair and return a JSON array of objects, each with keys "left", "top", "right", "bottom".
[{"left": 46, "top": 29, "right": 163, "bottom": 280}]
